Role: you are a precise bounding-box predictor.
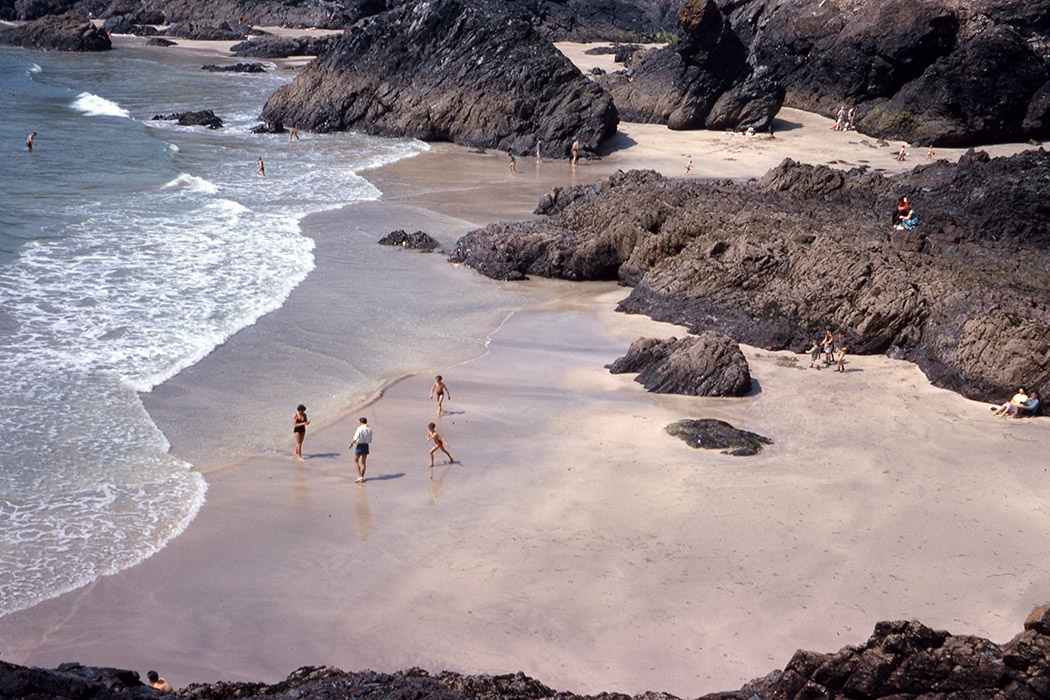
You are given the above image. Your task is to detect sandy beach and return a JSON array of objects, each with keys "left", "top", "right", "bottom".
[{"left": 1, "top": 38, "right": 1049, "bottom": 700}]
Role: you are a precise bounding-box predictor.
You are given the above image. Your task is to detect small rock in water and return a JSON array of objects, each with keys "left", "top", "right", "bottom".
[
  {"left": 378, "top": 230, "right": 441, "bottom": 252},
  {"left": 202, "top": 63, "right": 267, "bottom": 73},
  {"left": 666, "top": 418, "right": 773, "bottom": 456}
]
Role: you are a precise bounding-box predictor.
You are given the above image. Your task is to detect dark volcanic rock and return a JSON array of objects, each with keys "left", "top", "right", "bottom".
[
  {"left": 146, "top": 36, "right": 174, "bottom": 45},
  {"left": 0, "top": 11, "right": 111, "bottom": 50},
  {"left": 201, "top": 62, "right": 265, "bottom": 73},
  {"left": 260, "top": 0, "right": 618, "bottom": 159},
  {"left": 102, "top": 15, "right": 158, "bottom": 34},
  {"left": 607, "top": 333, "right": 752, "bottom": 396},
  {"left": 666, "top": 418, "right": 772, "bottom": 455},
  {"left": 450, "top": 153, "right": 1050, "bottom": 401},
  {"left": 250, "top": 119, "right": 285, "bottom": 134},
  {"left": 229, "top": 34, "right": 337, "bottom": 59},
  {"left": 161, "top": 20, "right": 249, "bottom": 40},
  {"left": 717, "top": 0, "right": 1050, "bottom": 146},
  {"left": 597, "top": 0, "right": 783, "bottom": 132},
  {"left": 151, "top": 110, "right": 223, "bottom": 128},
  {"left": 378, "top": 230, "right": 441, "bottom": 252}
]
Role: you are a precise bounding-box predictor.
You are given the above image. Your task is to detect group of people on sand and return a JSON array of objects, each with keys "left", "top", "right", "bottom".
[
  {"left": 892, "top": 196, "right": 918, "bottom": 230},
  {"left": 291, "top": 375, "right": 455, "bottom": 482},
  {"left": 508, "top": 136, "right": 580, "bottom": 173},
  {"left": 992, "top": 387, "right": 1041, "bottom": 418},
  {"left": 808, "top": 329, "right": 848, "bottom": 372},
  {"left": 832, "top": 106, "right": 856, "bottom": 131}
]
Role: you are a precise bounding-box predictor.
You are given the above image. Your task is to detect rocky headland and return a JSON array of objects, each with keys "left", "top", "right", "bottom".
[
  {"left": 450, "top": 150, "right": 1050, "bottom": 401},
  {"left": 597, "top": 0, "right": 784, "bottom": 132},
  {"left": 260, "top": 0, "right": 618, "bottom": 158},
  {"left": 0, "top": 10, "right": 110, "bottom": 49},
  {"left": 6, "top": 606, "right": 1050, "bottom": 700}
]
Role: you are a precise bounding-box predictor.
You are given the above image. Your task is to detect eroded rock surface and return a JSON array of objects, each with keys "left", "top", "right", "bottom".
[
  {"left": 151, "top": 110, "right": 224, "bottom": 128},
  {"left": 0, "top": 11, "right": 111, "bottom": 50},
  {"left": 260, "top": 0, "right": 618, "bottom": 158},
  {"left": 450, "top": 153, "right": 1050, "bottom": 401},
  {"left": 378, "top": 230, "right": 441, "bottom": 252},
  {"left": 666, "top": 418, "right": 772, "bottom": 455},
  {"left": 608, "top": 334, "right": 752, "bottom": 396}
]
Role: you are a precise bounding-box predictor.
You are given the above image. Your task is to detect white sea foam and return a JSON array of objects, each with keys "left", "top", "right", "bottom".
[
  {"left": 29, "top": 63, "right": 42, "bottom": 74},
  {"left": 162, "top": 173, "right": 218, "bottom": 194},
  {"left": 70, "top": 91, "right": 131, "bottom": 119}
]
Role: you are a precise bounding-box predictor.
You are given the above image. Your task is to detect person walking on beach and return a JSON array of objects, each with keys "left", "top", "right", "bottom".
[
  {"left": 430, "top": 375, "right": 451, "bottom": 416},
  {"left": 26, "top": 132, "right": 36, "bottom": 151},
  {"left": 684, "top": 157, "right": 693, "bottom": 175},
  {"left": 834, "top": 106, "right": 846, "bottom": 130},
  {"left": 146, "top": 671, "right": 172, "bottom": 692},
  {"left": 808, "top": 339, "right": 822, "bottom": 370},
  {"left": 292, "top": 404, "right": 310, "bottom": 461},
  {"left": 349, "top": 417, "right": 372, "bottom": 483},
  {"left": 508, "top": 151, "right": 516, "bottom": 174},
  {"left": 835, "top": 334, "right": 847, "bottom": 373},
  {"left": 895, "top": 144, "right": 908, "bottom": 161},
  {"left": 256, "top": 156, "right": 265, "bottom": 176},
  {"left": 427, "top": 423, "right": 453, "bottom": 467},
  {"left": 289, "top": 121, "right": 299, "bottom": 142},
  {"left": 822, "top": 329, "right": 835, "bottom": 366},
  {"left": 536, "top": 140, "right": 542, "bottom": 165},
  {"left": 571, "top": 137, "right": 580, "bottom": 166},
  {"left": 926, "top": 145, "right": 935, "bottom": 160}
]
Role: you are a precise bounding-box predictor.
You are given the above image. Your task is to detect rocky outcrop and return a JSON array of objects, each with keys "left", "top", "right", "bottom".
[
  {"left": 161, "top": 20, "right": 250, "bottom": 40},
  {"left": 201, "top": 62, "right": 265, "bottom": 73},
  {"left": 450, "top": 152, "right": 1050, "bottom": 401},
  {"left": 8, "top": 607, "right": 1050, "bottom": 700},
  {"left": 716, "top": 0, "right": 1050, "bottom": 146},
  {"left": 597, "top": 0, "right": 783, "bottom": 132},
  {"left": 151, "top": 110, "right": 223, "bottom": 128},
  {"left": 607, "top": 334, "right": 752, "bottom": 396},
  {"left": 146, "top": 36, "right": 174, "bottom": 45},
  {"left": 378, "top": 230, "right": 442, "bottom": 252},
  {"left": 666, "top": 418, "right": 772, "bottom": 455},
  {"left": 260, "top": 0, "right": 618, "bottom": 159},
  {"left": 0, "top": 11, "right": 111, "bottom": 50},
  {"left": 230, "top": 35, "right": 338, "bottom": 59}
]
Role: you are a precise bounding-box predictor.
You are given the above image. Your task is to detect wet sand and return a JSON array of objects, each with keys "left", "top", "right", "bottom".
[{"left": 1, "top": 39, "right": 1048, "bottom": 700}]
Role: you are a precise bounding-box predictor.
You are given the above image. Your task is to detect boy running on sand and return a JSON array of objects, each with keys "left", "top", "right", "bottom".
[
  {"left": 427, "top": 423, "right": 453, "bottom": 467},
  {"left": 430, "top": 375, "right": 451, "bottom": 416}
]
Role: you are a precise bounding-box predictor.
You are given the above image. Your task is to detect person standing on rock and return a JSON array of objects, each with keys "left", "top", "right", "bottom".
[
  {"left": 349, "top": 417, "right": 372, "bottom": 483},
  {"left": 571, "top": 137, "right": 580, "bottom": 166}
]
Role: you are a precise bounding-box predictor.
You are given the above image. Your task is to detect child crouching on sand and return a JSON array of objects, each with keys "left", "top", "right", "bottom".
[{"left": 427, "top": 423, "right": 453, "bottom": 467}]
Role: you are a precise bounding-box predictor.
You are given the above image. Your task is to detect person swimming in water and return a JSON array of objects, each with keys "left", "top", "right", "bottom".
[
  {"left": 427, "top": 423, "right": 453, "bottom": 467},
  {"left": 430, "top": 375, "right": 451, "bottom": 416},
  {"left": 293, "top": 404, "right": 310, "bottom": 460}
]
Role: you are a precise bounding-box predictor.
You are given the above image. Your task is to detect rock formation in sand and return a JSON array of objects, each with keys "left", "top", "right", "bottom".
[
  {"left": 666, "top": 418, "right": 773, "bottom": 455},
  {"left": 450, "top": 151, "right": 1050, "bottom": 401},
  {"left": 607, "top": 334, "right": 752, "bottom": 396},
  {"left": 716, "top": 0, "right": 1050, "bottom": 146},
  {"left": 6, "top": 606, "right": 1050, "bottom": 700},
  {"left": 260, "top": 0, "right": 618, "bottom": 159},
  {"left": 0, "top": 11, "right": 111, "bottom": 49},
  {"left": 598, "top": 0, "right": 784, "bottom": 132},
  {"left": 230, "top": 35, "right": 338, "bottom": 59}
]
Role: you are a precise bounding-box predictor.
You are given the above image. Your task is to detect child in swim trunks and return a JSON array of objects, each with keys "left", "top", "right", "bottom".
[
  {"left": 430, "top": 375, "right": 451, "bottom": 416},
  {"left": 427, "top": 423, "right": 453, "bottom": 467}
]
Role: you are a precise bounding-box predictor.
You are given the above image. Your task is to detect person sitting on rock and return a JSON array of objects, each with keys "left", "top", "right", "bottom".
[
  {"left": 892, "top": 196, "right": 909, "bottom": 226},
  {"left": 895, "top": 207, "right": 918, "bottom": 231},
  {"left": 147, "top": 671, "right": 172, "bottom": 692},
  {"left": 993, "top": 388, "right": 1029, "bottom": 416}
]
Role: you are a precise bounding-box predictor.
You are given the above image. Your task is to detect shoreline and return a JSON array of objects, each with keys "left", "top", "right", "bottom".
[{"left": 2, "top": 37, "right": 1049, "bottom": 700}]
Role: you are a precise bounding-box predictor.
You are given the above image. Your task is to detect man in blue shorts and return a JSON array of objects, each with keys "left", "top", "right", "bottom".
[{"left": 349, "top": 417, "right": 373, "bottom": 483}]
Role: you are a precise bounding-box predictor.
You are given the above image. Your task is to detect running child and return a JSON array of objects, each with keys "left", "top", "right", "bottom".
[{"left": 427, "top": 423, "right": 453, "bottom": 467}]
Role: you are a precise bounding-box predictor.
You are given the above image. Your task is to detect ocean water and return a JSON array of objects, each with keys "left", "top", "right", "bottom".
[{"left": 0, "top": 41, "right": 501, "bottom": 617}]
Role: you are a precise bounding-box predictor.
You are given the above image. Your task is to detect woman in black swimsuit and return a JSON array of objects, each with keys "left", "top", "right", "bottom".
[{"left": 293, "top": 404, "right": 310, "bottom": 461}]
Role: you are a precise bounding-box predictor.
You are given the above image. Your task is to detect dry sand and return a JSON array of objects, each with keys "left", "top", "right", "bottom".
[{"left": 1, "top": 38, "right": 1048, "bottom": 700}]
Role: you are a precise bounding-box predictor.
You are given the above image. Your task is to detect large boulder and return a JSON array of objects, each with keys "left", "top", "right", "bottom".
[
  {"left": 666, "top": 418, "right": 773, "bottom": 456},
  {"left": 450, "top": 153, "right": 1050, "bottom": 402},
  {"left": 717, "top": 0, "right": 1050, "bottom": 146},
  {"left": 151, "top": 110, "right": 224, "bottom": 128},
  {"left": 260, "top": 0, "right": 618, "bottom": 159},
  {"left": 0, "top": 11, "right": 111, "bottom": 49},
  {"left": 607, "top": 333, "right": 752, "bottom": 396},
  {"left": 230, "top": 34, "right": 338, "bottom": 59},
  {"left": 597, "top": 0, "right": 784, "bottom": 132}
]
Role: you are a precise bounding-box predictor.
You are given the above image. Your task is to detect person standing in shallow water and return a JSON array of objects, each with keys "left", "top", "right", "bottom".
[
  {"left": 292, "top": 404, "right": 309, "bottom": 461},
  {"left": 26, "top": 132, "right": 36, "bottom": 151},
  {"left": 349, "top": 417, "right": 372, "bottom": 483},
  {"left": 571, "top": 137, "right": 580, "bottom": 166},
  {"left": 256, "top": 156, "right": 265, "bottom": 176}
]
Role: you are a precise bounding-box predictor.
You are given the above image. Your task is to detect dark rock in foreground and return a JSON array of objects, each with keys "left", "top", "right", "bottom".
[
  {"left": 666, "top": 418, "right": 772, "bottom": 456},
  {"left": 260, "top": 0, "right": 618, "bottom": 159},
  {"left": 201, "top": 63, "right": 265, "bottom": 73},
  {"left": 151, "top": 110, "right": 223, "bottom": 129},
  {"left": 598, "top": 0, "right": 783, "bottom": 132},
  {"left": 230, "top": 35, "right": 337, "bottom": 59},
  {"left": 378, "top": 230, "right": 441, "bottom": 252},
  {"left": 450, "top": 152, "right": 1050, "bottom": 401},
  {"left": 0, "top": 11, "right": 111, "bottom": 50},
  {"left": 607, "top": 333, "right": 752, "bottom": 396},
  {"left": 7, "top": 606, "right": 1050, "bottom": 700},
  {"left": 146, "top": 37, "right": 175, "bottom": 46}
]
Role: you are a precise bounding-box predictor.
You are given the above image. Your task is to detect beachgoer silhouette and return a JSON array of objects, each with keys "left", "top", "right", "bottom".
[
  {"left": 289, "top": 121, "right": 299, "bottom": 142},
  {"left": 822, "top": 329, "right": 835, "bottom": 365},
  {"left": 835, "top": 334, "right": 847, "bottom": 372},
  {"left": 147, "top": 671, "right": 172, "bottom": 692},
  {"left": 571, "top": 137, "right": 580, "bottom": 166},
  {"left": 926, "top": 145, "right": 935, "bottom": 160},
  {"left": 427, "top": 423, "right": 453, "bottom": 467},
  {"left": 834, "top": 106, "right": 846, "bottom": 130},
  {"left": 26, "top": 132, "right": 36, "bottom": 151},
  {"left": 508, "top": 151, "right": 516, "bottom": 174},
  {"left": 808, "top": 340, "right": 821, "bottom": 370},
  {"left": 349, "top": 417, "right": 372, "bottom": 483},
  {"left": 536, "top": 140, "right": 542, "bottom": 165},
  {"left": 684, "top": 157, "right": 693, "bottom": 175},
  {"left": 256, "top": 156, "right": 265, "bottom": 176},
  {"left": 292, "top": 404, "right": 309, "bottom": 461}
]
